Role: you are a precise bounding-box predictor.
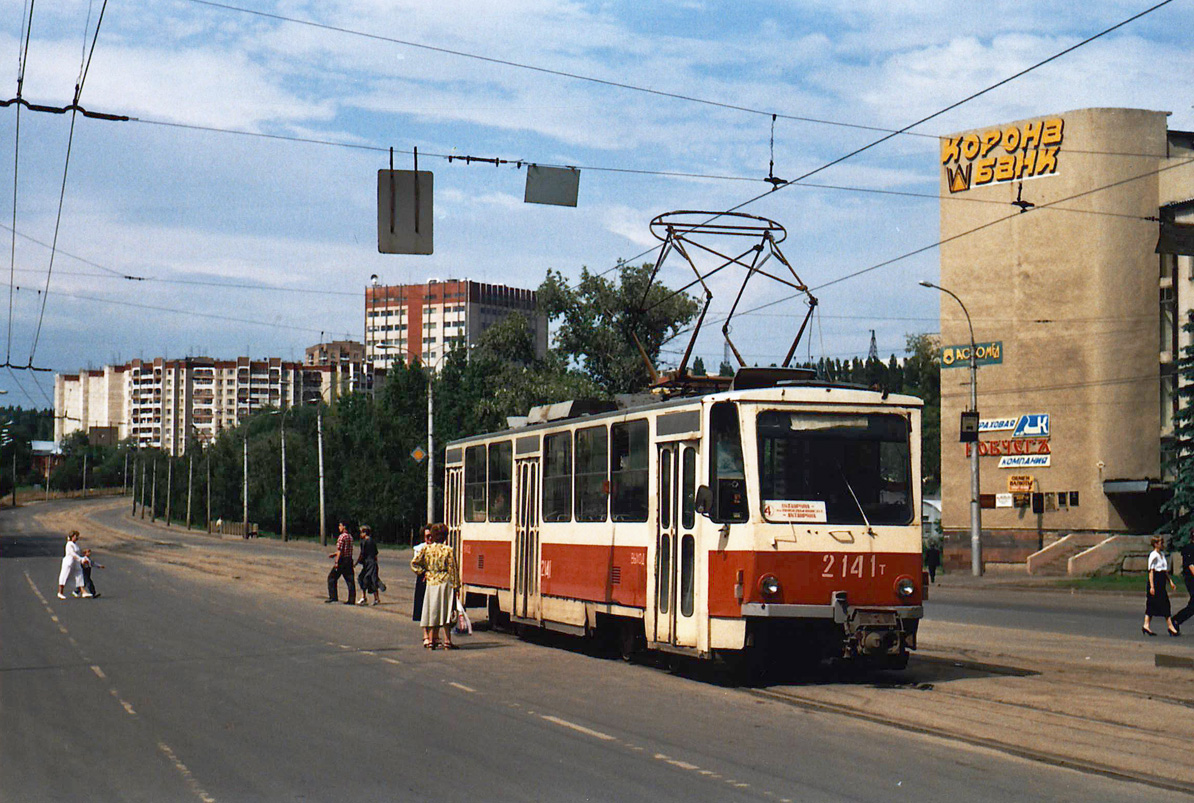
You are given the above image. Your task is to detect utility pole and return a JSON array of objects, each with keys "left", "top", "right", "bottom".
[
  {"left": 81, "top": 451, "right": 88, "bottom": 499},
  {"left": 140, "top": 458, "right": 147, "bottom": 518},
  {"left": 11, "top": 449, "right": 16, "bottom": 508},
  {"left": 242, "top": 430, "right": 248, "bottom": 534},
  {"left": 186, "top": 451, "right": 193, "bottom": 530},
  {"left": 317, "top": 405, "right": 326, "bottom": 547},
  {"left": 206, "top": 451, "right": 212, "bottom": 533},
  {"left": 150, "top": 459, "right": 158, "bottom": 523},
  {"left": 280, "top": 412, "right": 288, "bottom": 542},
  {"left": 165, "top": 457, "right": 173, "bottom": 527},
  {"left": 427, "top": 370, "right": 435, "bottom": 523},
  {"left": 131, "top": 452, "right": 138, "bottom": 515},
  {"left": 123, "top": 451, "right": 128, "bottom": 495}
]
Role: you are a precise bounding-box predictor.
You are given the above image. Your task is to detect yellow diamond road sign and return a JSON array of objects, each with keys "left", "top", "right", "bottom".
[{"left": 411, "top": 446, "right": 427, "bottom": 463}]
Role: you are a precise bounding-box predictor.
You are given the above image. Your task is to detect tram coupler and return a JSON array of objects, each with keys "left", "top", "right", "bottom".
[{"left": 844, "top": 609, "right": 905, "bottom": 659}]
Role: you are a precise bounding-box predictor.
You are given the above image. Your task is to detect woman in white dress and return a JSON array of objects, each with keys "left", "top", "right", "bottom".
[{"left": 56, "top": 531, "right": 88, "bottom": 599}]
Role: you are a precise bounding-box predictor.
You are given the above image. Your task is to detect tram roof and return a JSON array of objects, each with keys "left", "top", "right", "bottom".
[{"left": 445, "top": 381, "right": 922, "bottom": 449}]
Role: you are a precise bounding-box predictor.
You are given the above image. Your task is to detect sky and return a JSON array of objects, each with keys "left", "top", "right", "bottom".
[{"left": 0, "top": 0, "right": 1190, "bottom": 408}]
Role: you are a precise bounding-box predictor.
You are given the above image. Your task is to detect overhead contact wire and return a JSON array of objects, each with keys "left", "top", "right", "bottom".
[
  {"left": 8, "top": 0, "right": 37, "bottom": 367},
  {"left": 27, "top": 0, "right": 109, "bottom": 368}
]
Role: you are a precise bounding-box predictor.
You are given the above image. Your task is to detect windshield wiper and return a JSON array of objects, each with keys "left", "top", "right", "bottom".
[{"left": 838, "top": 468, "right": 876, "bottom": 538}]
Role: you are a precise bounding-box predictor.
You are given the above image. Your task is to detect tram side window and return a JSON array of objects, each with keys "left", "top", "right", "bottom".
[
  {"left": 487, "top": 441, "right": 512, "bottom": 522},
  {"left": 611, "top": 420, "right": 649, "bottom": 522},
  {"left": 542, "top": 432, "right": 572, "bottom": 522},
  {"left": 575, "top": 425, "right": 608, "bottom": 522},
  {"left": 464, "top": 445, "right": 487, "bottom": 522},
  {"left": 710, "top": 401, "right": 749, "bottom": 522}
]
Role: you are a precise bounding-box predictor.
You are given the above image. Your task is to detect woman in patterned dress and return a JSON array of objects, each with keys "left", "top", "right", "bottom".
[{"left": 410, "top": 523, "right": 460, "bottom": 649}]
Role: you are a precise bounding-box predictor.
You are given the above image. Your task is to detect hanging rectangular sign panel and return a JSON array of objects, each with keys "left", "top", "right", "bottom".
[
  {"left": 377, "top": 170, "right": 433, "bottom": 254},
  {"left": 524, "top": 165, "right": 580, "bottom": 207},
  {"left": 940, "top": 341, "right": 1002, "bottom": 368}
]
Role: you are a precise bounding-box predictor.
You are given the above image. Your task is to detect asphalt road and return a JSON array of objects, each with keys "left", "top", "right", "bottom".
[
  {"left": 925, "top": 582, "right": 1157, "bottom": 641},
  {"left": 1, "top": 501, "right": 1186, "bottom": 802}
]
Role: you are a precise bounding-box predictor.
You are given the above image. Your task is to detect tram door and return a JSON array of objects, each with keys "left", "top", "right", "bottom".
[
  {"left": 654, "top": 442, "right": 700, "bottom": 648},
  {"left": 445, "top": 466, "right": 463, "bottom": 559},
  {"left": 513, "top": 458, "right": 540, "bottom": 620}
]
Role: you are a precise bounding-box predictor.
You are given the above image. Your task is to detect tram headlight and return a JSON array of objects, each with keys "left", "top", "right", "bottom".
[
  {"left": 894, "top": 577, "right": 916, "bottom": 599},
  {"left": 758, "top": 574, "right": 782, "bottom": 598}
]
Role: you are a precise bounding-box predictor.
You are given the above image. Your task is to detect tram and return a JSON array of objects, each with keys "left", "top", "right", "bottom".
[{"left": 444, "top": 368, "right": 924, "bottom": 669}]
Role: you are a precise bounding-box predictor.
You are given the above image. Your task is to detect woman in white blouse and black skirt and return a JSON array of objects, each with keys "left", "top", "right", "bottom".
[{"left": 1143, "top": 536, "right": 1178, "bottom": 637}]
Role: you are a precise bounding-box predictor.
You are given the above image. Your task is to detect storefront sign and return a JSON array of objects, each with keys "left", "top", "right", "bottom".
[
  {"left": 1012, "top": 413, "right": 1049, "bottom": 438},
  {"left": 942, "top": 117, "right": 1064, "bottom": 193},
  {"left": 1007, "top": 475, "right": 1034, "bottom": 493},
  {"left": 981, "top": 414, "right": 1049, "bottom": 436},
  {"left": 941, "top": 341, "right": 1003, "bottom": 368},
  {"left": 995, "top": 493, "right": 1014, "bottom": 508},
  {"left": 763, "top": 500, "right": 827, "bottom": 523},
  {"left": 999, "top": 455, "right": 1051, "bottom": 468},
  {"left": 965, "top": 438, "right": 1051, "bottom": 457}
]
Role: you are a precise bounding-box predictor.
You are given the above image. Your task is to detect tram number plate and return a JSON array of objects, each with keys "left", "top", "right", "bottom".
[{"left": 852, "top": 611, "right": 897, "bottom": 627}]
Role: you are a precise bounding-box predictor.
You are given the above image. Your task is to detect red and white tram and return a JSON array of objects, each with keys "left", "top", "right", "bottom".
[{"left": 444, "top": 369, "right": 924, "bottom": 669}]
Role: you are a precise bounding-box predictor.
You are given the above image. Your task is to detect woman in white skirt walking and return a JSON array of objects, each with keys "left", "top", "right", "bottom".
[
  {"left": 56, "top": 530, "right": 88, "bottom": 599},
  {"left": 410, "top": 523, "right": 460, "bottom": 649}
]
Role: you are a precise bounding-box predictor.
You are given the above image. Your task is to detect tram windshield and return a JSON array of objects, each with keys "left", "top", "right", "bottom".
[{"left": 756, "top": 411, "right": 913, "bottom": 526}]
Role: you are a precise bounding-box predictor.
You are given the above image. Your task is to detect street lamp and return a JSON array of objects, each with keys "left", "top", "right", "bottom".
[{"left": 919, "top": 280, "right": 983, "bottom": 577}]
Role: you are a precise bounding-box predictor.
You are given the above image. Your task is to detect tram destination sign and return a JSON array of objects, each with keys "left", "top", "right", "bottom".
[
  {"left": 763, "top": 500, "right": 827, "bottom": 523},
  {"left": 940, "top": 341, "right": 1003, "bottom": 368}
]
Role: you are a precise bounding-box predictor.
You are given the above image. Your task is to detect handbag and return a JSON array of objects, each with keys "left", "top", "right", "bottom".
[{"left": 453, "top": 595, "right": 473, "bottom": 635}]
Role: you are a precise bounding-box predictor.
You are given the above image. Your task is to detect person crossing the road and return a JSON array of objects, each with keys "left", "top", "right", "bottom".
[
  {"left": 326, "top": 521, "right": 356, "bottom": 604},
  {"left": 81, "top": 548, "right": 104, "bottom": 598},
  {"left": 56, "top": 531, "right": 88, "bottom": 600}
]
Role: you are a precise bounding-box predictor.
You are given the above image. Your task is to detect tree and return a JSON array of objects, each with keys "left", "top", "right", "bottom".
[
  {"left": 904, "top": 333, "right": 942, "bottom": 494},
  {"left": 692, "top": 356, "right": 706, "bottom": 376},
  {"left": 1163, "top": 312, "right": 1194, "bottom": 548},
  {"left": 538, "top": 262, "right": 701, "bottom": 394}
]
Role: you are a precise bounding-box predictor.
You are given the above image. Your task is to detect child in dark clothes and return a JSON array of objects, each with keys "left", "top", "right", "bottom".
[{"left": 81, "top": 549, "right": 104, "bottom": 598}]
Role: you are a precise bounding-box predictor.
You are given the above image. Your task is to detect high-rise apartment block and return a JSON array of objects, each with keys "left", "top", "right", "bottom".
[
  {"left": 364, "top": 279, "right": 547, "bottom": 369},
  {"left": 55, "top": 345, "right": 381, "bottom": 454}
]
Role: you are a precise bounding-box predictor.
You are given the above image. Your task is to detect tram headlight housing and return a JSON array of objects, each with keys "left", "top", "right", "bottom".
[
  {"left": 894, "top": 576, "right": 916, "bottom": 599},
  {"left": 758, "top": 574, "right": 782, "bottom": 598}
]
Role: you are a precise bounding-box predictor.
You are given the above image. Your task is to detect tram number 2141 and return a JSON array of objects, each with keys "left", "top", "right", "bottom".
[{"left": 822, "top": 554, "right": 888, "bottom": 579}]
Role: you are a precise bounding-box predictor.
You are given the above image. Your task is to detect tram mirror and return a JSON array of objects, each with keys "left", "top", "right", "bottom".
[{"left": 695, "top": 485, "right": 713, "bottom": 517}]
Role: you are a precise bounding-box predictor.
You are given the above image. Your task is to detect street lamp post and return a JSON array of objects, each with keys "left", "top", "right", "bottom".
[{"left": 920, "top": 280, "right": 982, "bottom": 576}]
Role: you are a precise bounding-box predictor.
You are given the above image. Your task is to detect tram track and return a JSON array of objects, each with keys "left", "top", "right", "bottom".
[{"left": 750, "top": 661, "right": 1194, "bottom": 797}]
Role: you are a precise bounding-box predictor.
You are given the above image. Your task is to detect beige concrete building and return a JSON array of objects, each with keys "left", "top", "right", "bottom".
[
  {"left": 55, "top": 349, "right": 382, "bottom": 454},
  {"left": 937, "top": 107, "right": 1194, "bottom": 568},
  {"left": 365, "top": 278, "right": 547, "bottom": 369}
]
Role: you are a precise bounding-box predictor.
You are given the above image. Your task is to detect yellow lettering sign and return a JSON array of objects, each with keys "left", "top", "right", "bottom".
[{"left": 942, "top": 117, "right": 1064, "bottom": 193}]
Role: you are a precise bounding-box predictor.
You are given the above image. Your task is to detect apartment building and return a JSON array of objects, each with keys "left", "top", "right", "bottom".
[
  {"left": 364, "top": 279, "right": 547, "bottom": 369},
  {"left": 55, "top": 346, "right": 381, "bottom": 454}
]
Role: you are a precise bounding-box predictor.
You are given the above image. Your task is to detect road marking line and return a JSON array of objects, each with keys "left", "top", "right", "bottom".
[
  {"left": 120, "top": 699, "right": 136, "bottom": 716},
  {"left": 158, "top": 741, "right": 217, "bottom": 803},
  {"left": 90, "top": 665, "right": 106, "bottom": 680},
  {"left": 58, "top": 625, "right": 69, "bottom": 635},
  {"left": 338, "top": 644, "right": 353, "bottom": 650},
  {"left": 380, "top": 657, "right": 402, "bottom": 666},
  {"left": 541, "top": 715, "right": 616, "bottom": 741},
  {"left": 448, "top": 682, "right": 475, "bottom": 693},
  {"left": 667, "top": 759, "right": 700, "bottom": 771},
  {"left": 50, "top": 615, "right": 59, "bottom": 623}
]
